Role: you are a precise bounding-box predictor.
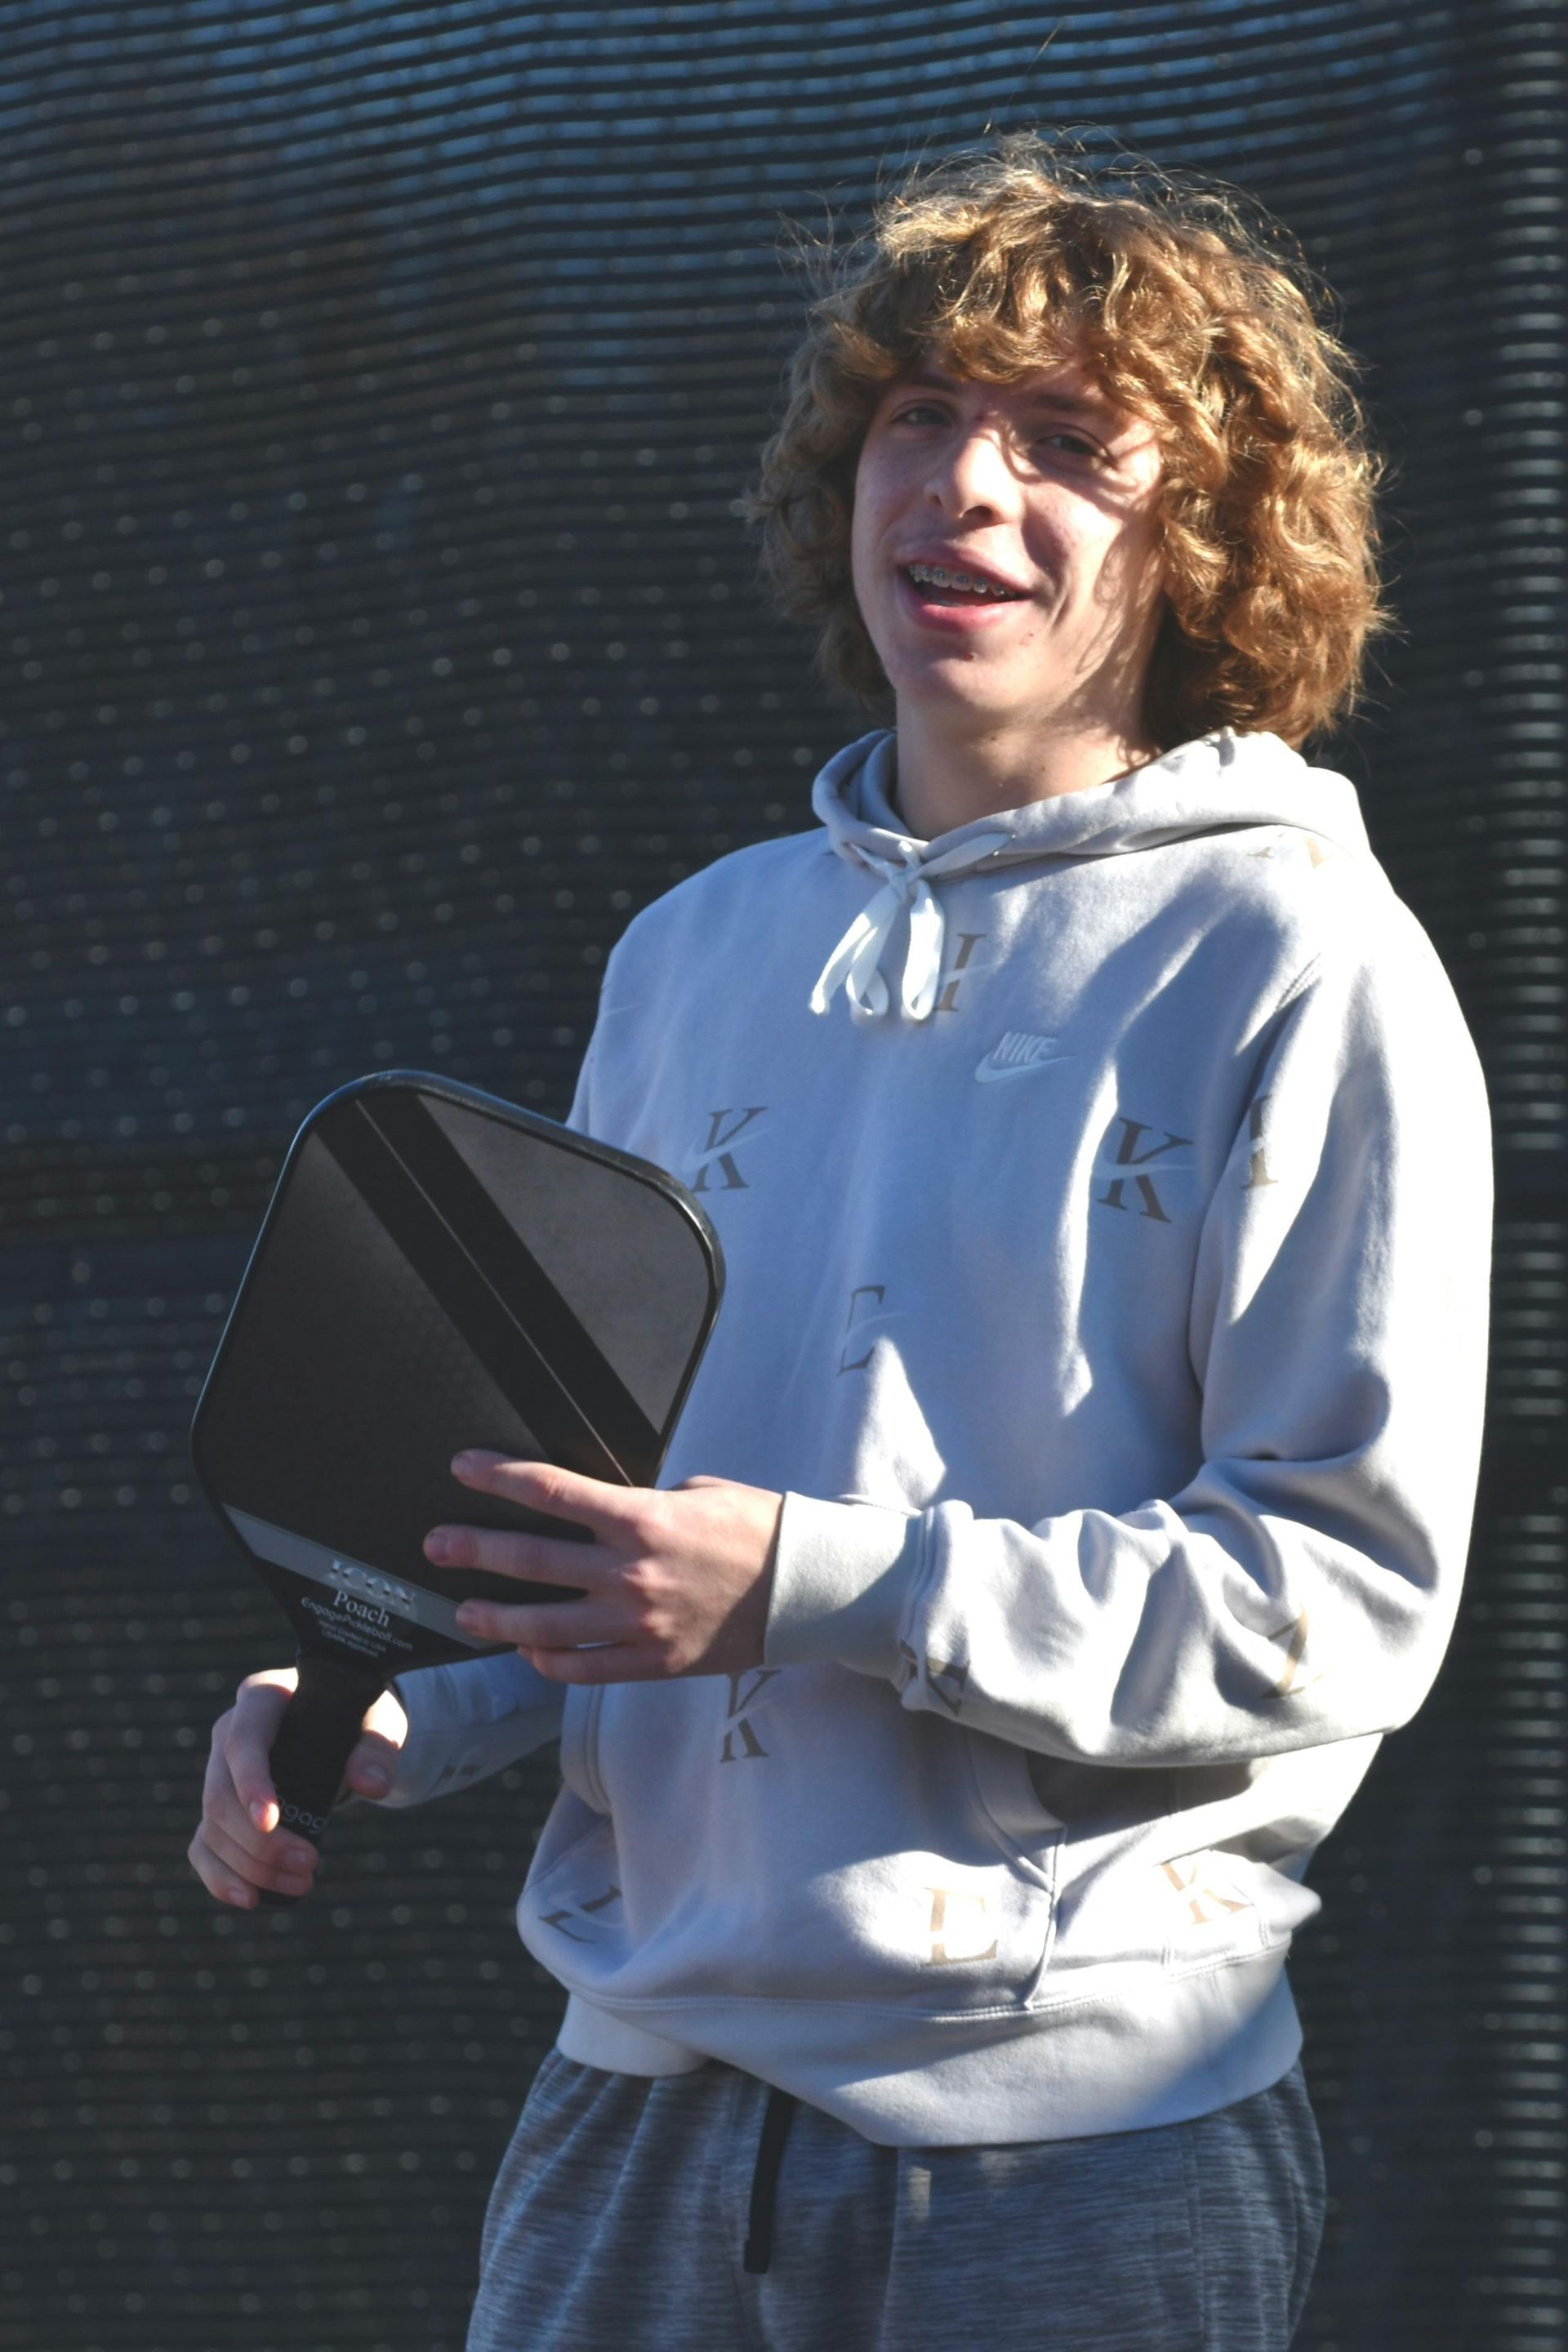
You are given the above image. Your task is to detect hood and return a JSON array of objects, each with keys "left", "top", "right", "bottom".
[{"left": 808, "top": 727, "right": 1370, "bottom": 1024}]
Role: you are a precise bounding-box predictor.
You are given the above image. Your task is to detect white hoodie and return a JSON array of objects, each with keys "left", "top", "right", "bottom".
[{"left": 382, "top": 727, "right": 1492, "bottom": 2145}]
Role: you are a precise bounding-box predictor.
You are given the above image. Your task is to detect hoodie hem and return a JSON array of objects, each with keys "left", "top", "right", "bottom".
[
  {"left": 556, "top": 1995, "right": 707, "bottom": 2076},
  {"left": 539, "top": 1953, "right": 1302, "bottom": 2145}
]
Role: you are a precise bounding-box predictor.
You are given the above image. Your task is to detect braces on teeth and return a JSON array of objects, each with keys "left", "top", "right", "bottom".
[{"left": 906, "top": 562, "right": 1019, "bottom": 599}]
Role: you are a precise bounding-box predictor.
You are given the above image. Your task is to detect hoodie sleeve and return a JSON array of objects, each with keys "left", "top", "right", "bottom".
[
  {"left": 363, "top": 1024, "right": 615, "bottom": 1807},
  {"left": 370, "top": 1651, "right": 565, "bottom": 1807},
  {"left": 764, "top": 919, "right": 1494, "bottom": 1766}
]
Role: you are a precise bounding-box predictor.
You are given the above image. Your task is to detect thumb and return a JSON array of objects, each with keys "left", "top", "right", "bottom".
[{"left": 341, "top": 1683, "right": 409, "bottom": 1800}]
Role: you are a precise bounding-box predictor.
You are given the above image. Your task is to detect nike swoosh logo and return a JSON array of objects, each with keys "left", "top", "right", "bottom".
[{"left": 976, "top": 1033, "right": 1067, "bottom": 1084}]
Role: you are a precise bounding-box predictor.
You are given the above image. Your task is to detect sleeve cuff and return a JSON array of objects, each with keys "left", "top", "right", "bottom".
[
  {"left": 376, "top": 1652, "right": 565, "bottom": 1807},
  {"left": 764, "top": 1491, "right": 924, "bottom": 1678}
]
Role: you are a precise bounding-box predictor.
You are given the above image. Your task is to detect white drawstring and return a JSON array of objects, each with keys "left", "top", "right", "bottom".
[{"left": 809, "top": 831, "right": 1011, "bottom": 1023}]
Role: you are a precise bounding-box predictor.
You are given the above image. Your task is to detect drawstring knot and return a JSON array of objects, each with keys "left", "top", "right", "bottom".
[{"left": 808, "top": 830, "right": 1010, "bottom": 1024}]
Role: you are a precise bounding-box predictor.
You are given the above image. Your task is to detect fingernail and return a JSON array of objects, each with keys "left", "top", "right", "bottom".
[
  {"left": 250, "top": 1800, "right": 275, "bottom": 1833},
  {"left": 455, "top": 1605, "right": 483, "bottom": 1631},
  {"left": 425, "top": 1529, "right": 453, "bottom": 1561},
  {"left": 452, "top": 1452, "right": 475, "bottom": 1477},
  {"left": 359, "top": 1765, "right": 390, "bottom": 1796}
]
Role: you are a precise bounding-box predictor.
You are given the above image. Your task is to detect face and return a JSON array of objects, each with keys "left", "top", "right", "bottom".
[{"left": 849, "top": 353, "right": 1168, "bottom": 749}]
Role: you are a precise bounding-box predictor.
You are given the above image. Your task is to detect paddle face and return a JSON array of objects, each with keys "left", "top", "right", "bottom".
[{"left": 191, "top": 1070, "right": 724, "bottom": 1708}]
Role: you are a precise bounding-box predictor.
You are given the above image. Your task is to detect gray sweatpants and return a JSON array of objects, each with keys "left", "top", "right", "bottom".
[{"left": 467, "top": 2051, "right": 1325, "bottom": 2352}]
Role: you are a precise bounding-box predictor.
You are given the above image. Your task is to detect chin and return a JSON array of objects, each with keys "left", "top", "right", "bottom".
[{"left": 892, "top": 663, "right": 1038, "bottom": 720}]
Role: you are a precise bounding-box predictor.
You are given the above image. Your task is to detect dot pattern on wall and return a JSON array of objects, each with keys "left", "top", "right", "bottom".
[{"left": 0, "top": 6, "right": 1562, "bottom": 2350}]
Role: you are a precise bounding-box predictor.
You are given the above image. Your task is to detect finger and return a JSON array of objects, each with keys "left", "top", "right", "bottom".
[
  {"left": 224, "top": 1837, "right": 318, "bottom": 1900},
  {"left": 200, "top": 1757, "right": 314, "bottom": 1881},
  {"left": 519, "top": 1642, "right": 669, "bottom": 1686},
  {"left": 187, "top": 1828, "right": 262, "bottom": 1910},
  {"left": 226, "top": 1671, "right": 296, "bottom": 1832},
  {"left": 195, "top": 1813, "right": 318, "bottom": 1897},
  {"left": 198, "top": 1749, "right": 319, "bottom": 1875},
  {"left": 452, "top": 1596, "right": 622, "bottom": 1650},
  {"left": 342, "top": 1685, "right": 409, "bottom": 1801},
  {"left": 342, "top": 1749, "right": 394, "bottom": 1800},
  {"left": 449, "top": 1452, "right": 643, "bottom": 1537},
  {"left": 422, "top": 1521, "right": 610, "bottom": 1588},
  {"left": 341, "top": 1726, "right": 403, "bottom": 1800}
]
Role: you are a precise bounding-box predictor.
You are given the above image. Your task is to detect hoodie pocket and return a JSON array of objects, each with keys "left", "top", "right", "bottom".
[
  {"left": 960, "top": 1727, "right": 1065, "bottom": 1989},
  {"left": 798, "top": 1728, "right": 1062, "bottom": 2011},
  {"left": 697, "top": 1718, "right": 1065, "bottom": 2015},
  {"left": 530, "top": 1676, "right": 1065, "bottom": 2018}
]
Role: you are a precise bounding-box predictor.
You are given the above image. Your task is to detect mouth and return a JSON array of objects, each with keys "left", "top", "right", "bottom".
[{"left": 901, "top": 559, "right": 1029, "bottom": 607}]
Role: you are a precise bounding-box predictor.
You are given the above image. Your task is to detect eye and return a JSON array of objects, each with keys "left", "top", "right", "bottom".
[
  {"left": 1039, "top": 429, "right": 1103, "bottom": 462},
  {"left": 889, "top": 399, "right": 950, "bottom": 429}
]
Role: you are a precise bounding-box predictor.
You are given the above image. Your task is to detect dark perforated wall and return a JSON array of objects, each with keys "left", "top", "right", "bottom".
[{"left": 1, "top": 6, "right": 1563, "bottom": 2348}]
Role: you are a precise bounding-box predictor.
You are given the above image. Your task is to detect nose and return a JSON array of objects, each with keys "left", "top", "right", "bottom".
[{"left": 925, "top": 424, "right": 1020, "bottom": 522}]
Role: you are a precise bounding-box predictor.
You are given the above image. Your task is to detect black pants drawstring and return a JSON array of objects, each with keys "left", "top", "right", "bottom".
[{"left": 742, "top": 2085, "right": 799, "bottom": 2274}]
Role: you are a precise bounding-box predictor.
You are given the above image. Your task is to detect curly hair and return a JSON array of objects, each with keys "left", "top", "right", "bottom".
[{"left": 746, "top": 133, "right": 1392, "bottom": 751}]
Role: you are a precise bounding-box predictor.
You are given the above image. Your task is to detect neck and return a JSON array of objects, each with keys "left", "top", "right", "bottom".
[{"left": 889, "top": 704, "right": 1161, "bottom": 839}]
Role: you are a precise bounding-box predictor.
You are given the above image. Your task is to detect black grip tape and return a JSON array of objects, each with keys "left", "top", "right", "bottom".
[{"left": 256, "top": 1651, "right": 386, "bottom": 1908}]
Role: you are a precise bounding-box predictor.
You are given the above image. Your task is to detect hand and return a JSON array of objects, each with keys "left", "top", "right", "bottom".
[
  {"left": 423, "top": 1453, "right": 782, "bottom": 1685},
  {"left": 186, "top": 1667, "right": 409, "bottom": 1909}
]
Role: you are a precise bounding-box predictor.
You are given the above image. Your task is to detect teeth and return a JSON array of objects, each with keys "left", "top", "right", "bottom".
[{"left": 906, "top": 562, "right": 1017, "bottom": 599}]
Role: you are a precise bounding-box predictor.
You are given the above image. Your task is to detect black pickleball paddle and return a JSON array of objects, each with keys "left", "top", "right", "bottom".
[{"left": 190, "top": 1071, "right": 724, "bottom": 1895}]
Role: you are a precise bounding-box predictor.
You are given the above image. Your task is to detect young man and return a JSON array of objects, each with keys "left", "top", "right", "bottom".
[{"left": 191, "top": 138, "right": 1493, "bottom": 2349}]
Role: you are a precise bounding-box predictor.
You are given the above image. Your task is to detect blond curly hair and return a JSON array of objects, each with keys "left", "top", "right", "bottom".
[{"left": 746, "top": 134, "right": 1392, "bottom": 751}]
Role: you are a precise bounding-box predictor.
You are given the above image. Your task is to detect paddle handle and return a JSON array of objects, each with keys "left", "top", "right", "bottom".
[{"left": 257, "top": 1652, "right": 386, "bottom": 1905}]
